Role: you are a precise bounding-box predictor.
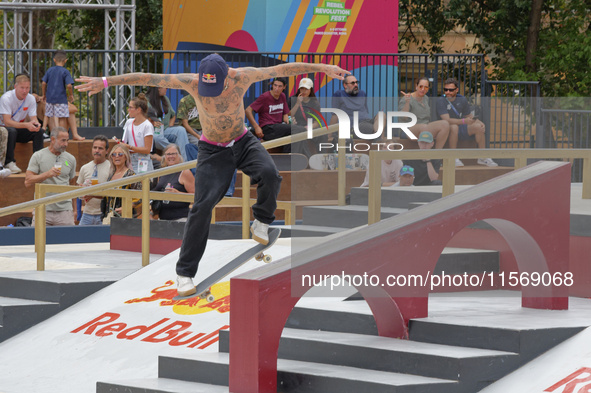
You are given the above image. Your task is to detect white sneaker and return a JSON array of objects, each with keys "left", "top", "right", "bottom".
[
  {"left": 477, "top": 158, "right": 498, "bottom": 167},
  {"left": 455, "top": 158, "right": 464, "bottom": 167},
  {"left": 177, "top": 275, "right": 196, "bottom": 297},
  {"left": 250, "top": 219, "right": 269, "bottom": 245},
  {"left": 0, "top": 168, "right": 11, "bottom": 178},
  {"left": 6, "top": 162, "right": 21, "bottom": 174}
]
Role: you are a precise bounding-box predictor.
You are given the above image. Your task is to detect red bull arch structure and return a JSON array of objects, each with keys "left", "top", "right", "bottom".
[{"left": 229, "top": 161, "right": 571, "bottom": 393}]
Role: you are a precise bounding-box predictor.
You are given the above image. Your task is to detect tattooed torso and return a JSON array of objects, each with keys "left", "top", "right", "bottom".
[
  {"left": 194, "top": 69, "right": 248, "bottom": 143},
  {"left": 102, "top": 63, "right": 338, "bottom": 143}
]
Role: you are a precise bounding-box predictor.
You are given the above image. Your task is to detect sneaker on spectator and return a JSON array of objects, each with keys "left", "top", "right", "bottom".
[
  {"left": 455, "top": 158, "right": 464, "bottom": 167},
  {"left": 0, "top": 168, "right": 11, "bottom": 178},
  {"left": 177, "top": 275, "right": 196, "bottom": 297},
  {"left": 6, "top": 162, "right": 22, "bottom": 174},
  {"left": 250, "top": 219, "right": 269, "bottom": 245},
  {"left": 477, "top": 158, "right": 498, "bottom": 167}
]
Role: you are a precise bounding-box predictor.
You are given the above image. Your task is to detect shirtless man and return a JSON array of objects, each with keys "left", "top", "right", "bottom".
[{"left": 76, "top": 54, "right": 349, "bottom": 296}]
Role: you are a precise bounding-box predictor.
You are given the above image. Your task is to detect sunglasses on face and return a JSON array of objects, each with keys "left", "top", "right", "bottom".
[
  {"left": 165, "top": 152, "right": 179, "bottom": 157},
  {"left": 443, "top": 88, "right": 457, "bottom": 92},
  {"left": 347, "top": 81, "right": 359, "bottom": 85},
  {"left": 111, "top": 152, "right": 125, "bottom": 158}
]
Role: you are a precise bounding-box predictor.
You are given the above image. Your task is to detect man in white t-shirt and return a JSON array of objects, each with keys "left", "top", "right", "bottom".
[
  {"left": 0, "top": 74, "right": 45, "bottom": 174},
  {"left": 360, "top": 158, "right": 403, "bottom": 187},
  {"left": 77, "top": 135, "right": 112, "bottom": 225}
]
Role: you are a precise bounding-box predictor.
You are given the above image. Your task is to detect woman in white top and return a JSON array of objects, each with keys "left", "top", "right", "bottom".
[{"left": 118, "top": 93, "right": 154, "bottom": 173}]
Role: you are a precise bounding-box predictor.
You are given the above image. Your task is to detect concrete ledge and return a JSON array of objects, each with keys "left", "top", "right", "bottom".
[{"left": 0, "top": 225, "right": 110, "bottom": 246}]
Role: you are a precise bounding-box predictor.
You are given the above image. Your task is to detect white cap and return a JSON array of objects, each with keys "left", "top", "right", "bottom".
[{"left": 298, "top": 78, "right": 314, "bottom": 90}]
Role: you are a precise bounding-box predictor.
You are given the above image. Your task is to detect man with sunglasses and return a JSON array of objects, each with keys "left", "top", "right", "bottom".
[
  {"left": 330, "top": 75, "right": 381, "bottom": 143},
  {"left": 436, "top": 78, "right": 497, "bottom": 167},
  {"left": 75, "top": 54, "right": 349, "bottom": 296}
]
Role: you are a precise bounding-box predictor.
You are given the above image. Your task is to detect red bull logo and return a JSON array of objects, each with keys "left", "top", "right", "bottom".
[
  {"left": 201, "top": 73, "right": 217, "bottom": 83},
  {"left": 125, "top": 280, "right": 230, "bottom": 315}
]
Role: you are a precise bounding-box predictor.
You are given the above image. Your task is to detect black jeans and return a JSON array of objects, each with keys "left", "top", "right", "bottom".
[
  {"left": 176, "top": 132, "right": 282, "bottom": 278},
  {"left": 5, "top": 127, "right": 45, "bottom": 164}
]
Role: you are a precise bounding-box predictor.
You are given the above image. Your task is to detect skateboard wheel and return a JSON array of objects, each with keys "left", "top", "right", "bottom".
[
  {"left": 255, "top": 252, "right": 264, "bottom": 261},
  {"left": 206, "top": 294, "right": 215, "bottom": 302},
  {"left": 263, "top": 254, "right": 272, "bottom": 263}
]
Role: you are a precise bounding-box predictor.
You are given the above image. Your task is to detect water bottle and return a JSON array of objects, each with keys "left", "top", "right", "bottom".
[
  {"left": 164, "top": 183, "right": 172, "bottom": 204},
  {"left": 155, "top": 117, "right": 163, "bottom": 135}
]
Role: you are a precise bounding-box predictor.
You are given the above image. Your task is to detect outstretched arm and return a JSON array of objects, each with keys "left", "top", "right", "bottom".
[
  {"left": 75, "top": 73, "right": 197, "bottom": 96},
  {"left": 237, "top": 63, "right": 349, "bottom": 85}
]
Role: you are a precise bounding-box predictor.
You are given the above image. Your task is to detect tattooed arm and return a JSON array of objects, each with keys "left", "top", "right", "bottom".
[
  {"left": 236, "top": 63, "right": 349, "bottom": 86},
  {"left": 75, "top": 73, "right": 198, "bottom": 96}
]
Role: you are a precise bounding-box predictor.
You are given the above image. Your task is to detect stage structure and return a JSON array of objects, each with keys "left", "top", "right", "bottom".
[{"left": 0, "top": 0, "right": 136, "bottom": 126}]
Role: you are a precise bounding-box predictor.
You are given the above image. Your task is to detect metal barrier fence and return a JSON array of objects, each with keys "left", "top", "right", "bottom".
[
  {"left": 1, "top": 49, "right": 485, "bottom": 126},
  {"left": 2, "top": 49, "right": 589, "bottom": 180}
]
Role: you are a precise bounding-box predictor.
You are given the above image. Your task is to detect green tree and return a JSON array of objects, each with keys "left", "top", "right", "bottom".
[
  {"left": 399, "top": 0, "right": 591, "bottom": 96},
  {"left": 48, "top": 0, "right": 162, "bottom": 50}
]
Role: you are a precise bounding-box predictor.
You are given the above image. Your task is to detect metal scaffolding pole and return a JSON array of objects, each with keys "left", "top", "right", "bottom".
[{"left": 0, "top": 0, "right": 136, "bottom": 125}]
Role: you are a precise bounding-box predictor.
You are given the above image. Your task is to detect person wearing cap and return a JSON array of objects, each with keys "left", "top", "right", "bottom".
[
  {"left": 289, "top": 77, "right": 324, "bottom": 154},
  {"left": 388, "top": 165, "right": 415, "bottom": 187},
  {"left": 289, "top": 77, "right": 321, "bottom": 127},
  {"left": 75, "top": 53, "right": 349, "bottom": 297},
  {"left": 436, "top": 77, "right": 498, "bottom": 167},
  {"left": 245, "top": 77, "right": 310, "bottom": 155},
  {"left": 403, "top": 131, "right": 442, "bottom": 186},
  {"left": 399, "top": 77, "right": 450, "bottom": 150}
]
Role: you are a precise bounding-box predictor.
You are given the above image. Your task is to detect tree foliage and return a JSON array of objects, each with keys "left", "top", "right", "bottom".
[
  {"left": 46, "top": 0, "right": 162, "bottom": 50},
  {"left": 399, "top": 0, "right": 591, "bottom": 96}
]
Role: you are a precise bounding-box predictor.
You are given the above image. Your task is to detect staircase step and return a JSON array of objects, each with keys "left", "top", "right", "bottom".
[
  {"left": 303, "top": 205, "right": 407, "bottom": 228},
  {"left": 0, "top": 268, "right": 135, "bottom": 307},
  {"left": 159, "top": 352, "right": 459, "bottom": 392},
  {"left": 0, "top": 296, "right": 60, "bottom": 342},
  {"left": 97, "top": 378, "right": 230, "bottom": 393},
  {"left": 277, "top": 328, "right": 518, "bottom": 381},
  {"left": 350, "top": 186, "right": 442, "bottom": 209},
  {"left": 409, "top": 319, "right": 584, "bottom": 358},
  {"left": 217, "top": 327, "right": 518, "bottom": 383},
  {"left": 435, "top": 247, "right": 499, "bottom": 275},
  {"left": 274, "top": 224, "right": 348, "bottom": 237},
  {"left": 285, "top": 299, "right": 378, "bottom": 335}
]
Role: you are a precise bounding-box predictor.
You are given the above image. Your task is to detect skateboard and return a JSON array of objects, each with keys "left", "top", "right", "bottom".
[
  {"left": 270, "top": 153, "right": 308, "bottom": 171},
  {"left": 173, "top": 228, "right": 282, "bottom": 302},
  {"left": 308, "top": 153, "right": 369, "bottom": 171}
]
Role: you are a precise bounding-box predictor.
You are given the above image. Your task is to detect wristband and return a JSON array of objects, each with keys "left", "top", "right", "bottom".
[
  {"left": 462, "top": 118, "right": 465, "bottom": 124},
  {"left": 102, "top": 77, "right": 108, "bottom": 88}
]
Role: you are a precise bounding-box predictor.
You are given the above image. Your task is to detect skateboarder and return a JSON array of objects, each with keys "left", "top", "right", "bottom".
[{"left": 75, "top": 55, "right": 349, "bottom": 296}]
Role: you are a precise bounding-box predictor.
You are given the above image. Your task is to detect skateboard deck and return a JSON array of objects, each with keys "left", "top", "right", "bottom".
[
  {"left": 270, "top": 153, "right": 308, "bottom": 171},
  {"left": 173, "top": 228, "right": 282, "bottom": 302},
  {"left": 308, "top": 153, "right": 369, "bottom": 171}
]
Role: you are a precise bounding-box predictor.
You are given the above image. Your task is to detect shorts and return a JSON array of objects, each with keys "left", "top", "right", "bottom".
[
  {"left": 458, "top": 124, "right": 475, "bottom": 141},
  {"left": 45, "top": 103, "right": 70, "bottom": 118},
  {"left": 32, "top": 210, "right": 75, "bottom": 227}
]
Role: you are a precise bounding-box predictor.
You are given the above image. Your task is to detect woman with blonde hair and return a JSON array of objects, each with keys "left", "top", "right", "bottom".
[
  {"left": 150, "top": 143, "right": 195, "bottom": 221},
  {"left": 101, "top": 144, "right": 141, "bottom": 222},
  {"left": 115, "top": 93, "right": 154, "bottom": 173}
]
